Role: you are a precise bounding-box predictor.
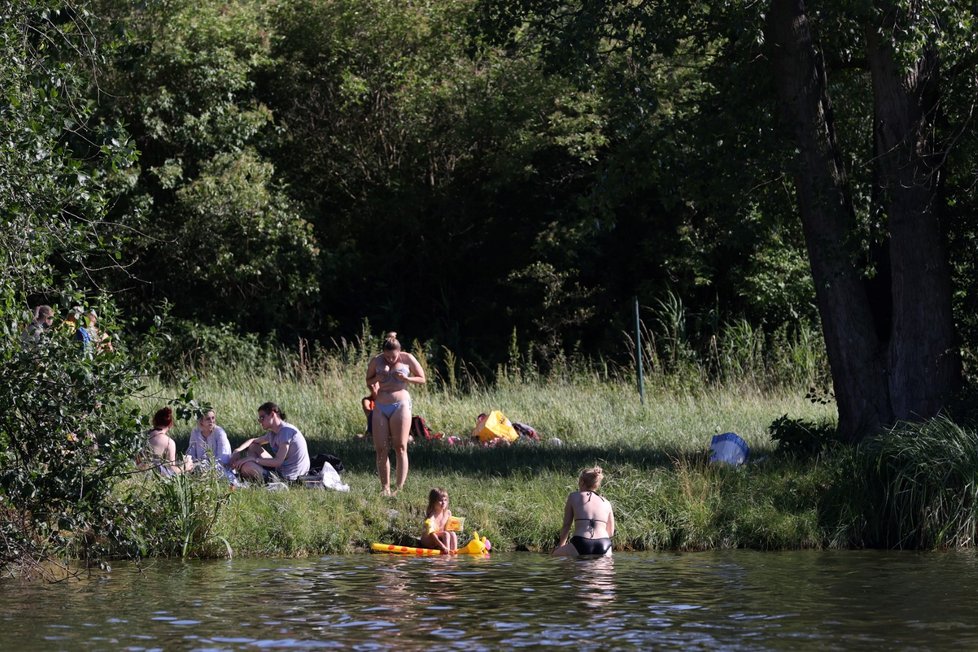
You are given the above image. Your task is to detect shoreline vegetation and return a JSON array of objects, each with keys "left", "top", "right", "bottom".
[
  {"left": 119, "top": 337, "right": 978, "bottom": 559},
  {"left": 10, "top": 328, "right": 978, "bottom": 582},
  {"left": 136, "top": 372, "right": 838, "bottom": 558}
]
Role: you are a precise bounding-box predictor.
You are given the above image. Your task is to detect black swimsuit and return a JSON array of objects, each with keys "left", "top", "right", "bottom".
[
  {"left": 570, "top": 535, "right": 612, "bottom": 555},
  {"left": 570, "top": 492, "right": 612, "bottom": 555}
]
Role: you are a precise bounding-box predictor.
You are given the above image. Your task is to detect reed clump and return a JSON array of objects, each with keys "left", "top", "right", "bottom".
[{"left": 823, "top": 416, "right": 978, "bottom": 549}]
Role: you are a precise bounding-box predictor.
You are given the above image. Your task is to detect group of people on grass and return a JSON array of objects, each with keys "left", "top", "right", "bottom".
[
  {"left": 22, "top": 304, "right": 113, "bottom": 354},
  {"left": 139, "top": 329, "right": 613, "bottom": 557},
  {"left": 23, "top": 302, "right": 616, "bottom": 556},
  {"left": 142, "top": 402, "right": 310, "bottom": 483},
  {"left": 140, "top": 331, "right": 421, "bottom": 491}
]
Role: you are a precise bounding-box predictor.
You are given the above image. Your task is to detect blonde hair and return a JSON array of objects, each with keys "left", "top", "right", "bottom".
[
  {"left": 382, "top": 331, "right": 401, "bottom": 351},
  {"left": 579, "top": 466, "right": 604, "bottom": 492}
]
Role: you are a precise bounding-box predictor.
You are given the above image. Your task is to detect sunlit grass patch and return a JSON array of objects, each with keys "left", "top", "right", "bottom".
[{"left": 125, "top": 356, "right": 849, "bottom": 557}]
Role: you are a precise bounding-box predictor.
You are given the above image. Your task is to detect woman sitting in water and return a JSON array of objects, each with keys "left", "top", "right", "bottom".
[{"left": 553, "top": 466, "right": 615, "bottom": 557}]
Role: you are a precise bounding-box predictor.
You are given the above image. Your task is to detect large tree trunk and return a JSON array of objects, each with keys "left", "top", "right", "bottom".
[
  {"left": 768, "top": 0, "right": 891, "bottom": 441},
  {"left": 768, "top": 0, "right": 960, "bottom": 439},
  {"left": 866, "top": 3, "right": 960, "bottom": 420}
]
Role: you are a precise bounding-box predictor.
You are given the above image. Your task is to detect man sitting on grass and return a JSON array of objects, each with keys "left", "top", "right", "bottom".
[{"left": 231, "top": 402, "right": 310, "bottom": 483}]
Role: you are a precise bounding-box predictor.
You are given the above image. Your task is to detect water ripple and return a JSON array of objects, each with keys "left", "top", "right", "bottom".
[{"left": 4, "top": 551, "right": 978, "bottom": 649}]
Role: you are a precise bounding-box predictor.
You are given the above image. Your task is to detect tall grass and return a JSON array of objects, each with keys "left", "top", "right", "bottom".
[
  {"left": 130, "top": 303, "right": 832, "bottom": 450},
  {"left": 623, "top": 292, "right": 830, "bottom": 395},
  {"left": 824, "top": 416, "right": 978, "bottom": 549},
  {"left": 120, "top": 316, "right": 978, "bottom": 556},
  {"left": 135, "top": 367, "right": 834, "bottom": 456},
  {"left": 126, "top": 470, "right": 233, "bottom": 558}
]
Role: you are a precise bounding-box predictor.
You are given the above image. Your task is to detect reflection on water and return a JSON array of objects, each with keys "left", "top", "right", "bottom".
[{"left": 3, "top": 550, "right": 978, "bottom": 649}]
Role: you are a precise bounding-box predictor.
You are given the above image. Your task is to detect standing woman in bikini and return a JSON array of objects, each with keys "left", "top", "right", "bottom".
[
  {"left": 366, "top": 332, "right": 426, "bottom": 495},
  {"left": 553, "top": 466, "right": 615, "bottom": 557}
]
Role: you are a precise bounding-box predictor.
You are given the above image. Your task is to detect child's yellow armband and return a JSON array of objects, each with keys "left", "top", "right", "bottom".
[{"left": 445, "top": 516, "right": 464, "bottom": 532}]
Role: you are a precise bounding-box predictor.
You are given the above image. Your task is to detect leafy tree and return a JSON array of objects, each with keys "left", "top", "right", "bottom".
[
  {"left": 0, "top": 0, "right": 149, "bottom": 576},
  {"left": 1, "top": 0, "right": 137, "bottom": 296},
  {"left": 93, "top": 0, "right": 319, "bottom": 336},
  {"left": 262, "top": 0, "right": 625, "bottom": 363},
  {"left": 767, "top": 0, "right": 970, "bottom": 439},
  {"left": 73, "top": 0, "right": 826, "bottom": 375},
  {"left": 469, "top": 0, "right": 824, "bottom": 364},
  {"left": 479, "top": 0, "right": 977, "bottom": 438}
]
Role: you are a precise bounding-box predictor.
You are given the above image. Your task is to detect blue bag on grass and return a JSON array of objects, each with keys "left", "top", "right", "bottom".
[{"left": 710, "top": 432, "right": 749, "bottom": 466}]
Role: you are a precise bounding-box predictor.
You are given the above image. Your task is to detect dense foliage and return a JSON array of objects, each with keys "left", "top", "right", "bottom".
[
  {"left": 78, "top": 0, "right": 835, "bottom": 374},
  {"left": 0, "top": 0, "right": 146, "bottom": 575},
  {"left": 6, "top": 1, "right": 977, "bottom": 386}
]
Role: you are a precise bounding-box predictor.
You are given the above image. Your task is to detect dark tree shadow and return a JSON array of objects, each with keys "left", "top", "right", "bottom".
[
  {"left": 312, "top": 438, "right": 692, "bottom": 477},
  {"left": 168, "top": 436, "right": 704, "bottom": 478}
]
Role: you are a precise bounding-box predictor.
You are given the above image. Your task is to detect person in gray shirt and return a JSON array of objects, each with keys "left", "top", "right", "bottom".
[{"left": 231, "top": 402, "right": 310, "bottom": 482}]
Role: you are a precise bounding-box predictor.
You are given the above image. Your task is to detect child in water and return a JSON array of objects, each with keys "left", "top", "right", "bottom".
[{"left": 421, "top": 487, "right": 458, "bottom": 553}]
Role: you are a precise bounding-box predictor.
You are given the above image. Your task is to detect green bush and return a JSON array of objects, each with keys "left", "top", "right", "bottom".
[
  {"left": 132, "top": 318, "right": 273, "bottom": 381},
  {"left": 768, "top": 414, "right": 840, "bottom": 458},
  {"left": 822, "top": 417, "right": 978, "bottom": 549},
  {"left": 0, "top": 317, "right": 146, "bottom": 574}
]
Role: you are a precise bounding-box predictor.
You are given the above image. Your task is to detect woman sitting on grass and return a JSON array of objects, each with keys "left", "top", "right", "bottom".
[
  {"left": 231, "top": 402, "right": 310, "bottom": 483},
  {"left": 186, "top": 409, "right": 232, "bottom": 470},
  {"left": 553, "top": 466, "right": 615, "bottom": 557},
  {"left": 142, "top": 407, "right": 193, "bottom": 476}
]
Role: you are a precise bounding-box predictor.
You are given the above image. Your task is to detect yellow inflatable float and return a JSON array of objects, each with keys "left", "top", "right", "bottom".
[{"left": 370, "top": 532, "right": 491, "bottom": 556}]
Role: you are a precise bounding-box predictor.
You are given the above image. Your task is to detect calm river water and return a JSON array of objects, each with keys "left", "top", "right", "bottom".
[{"left": 2, "top": 550, "right": 977, "bottom": 650}]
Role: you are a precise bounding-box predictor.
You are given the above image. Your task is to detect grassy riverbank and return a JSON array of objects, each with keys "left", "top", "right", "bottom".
[{"left": 133, "top": 367, "right": 839, "bottom": 556}]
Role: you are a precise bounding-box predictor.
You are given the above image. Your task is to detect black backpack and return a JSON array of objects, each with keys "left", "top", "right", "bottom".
[{"left": 311, "top": 453, "right": 344, "bottom": 474}]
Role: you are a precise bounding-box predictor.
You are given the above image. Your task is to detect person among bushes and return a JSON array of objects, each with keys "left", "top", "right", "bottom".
[
  {"left": 553, "top": 466, "right": 615, "bottom": 557},
  {"left": 21, "top": 304, "right": 54, "bottom": 344},
  {"left": 64, "top": 307, "right": 112, "bottom": 355},
  {"left": 64, "top": 307, "right": 90, "bottom": 354},
  {"left": 186, "top": 409, "right": 232, "bottom": 470},
  {"left": 141, "top": 406, "right": 193, "bottom": 476},
  {"left": 231, "top": 402, "right": 310, "bottom": 483},
  {"left": 365, "top": 332, "right": 426, "bottom": 496},
  {"left": 83, "top": 309, "right": 113, "bottom": 353},
  {"left": 420, "top": 487, "right": 458, "bottom": 553}
]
